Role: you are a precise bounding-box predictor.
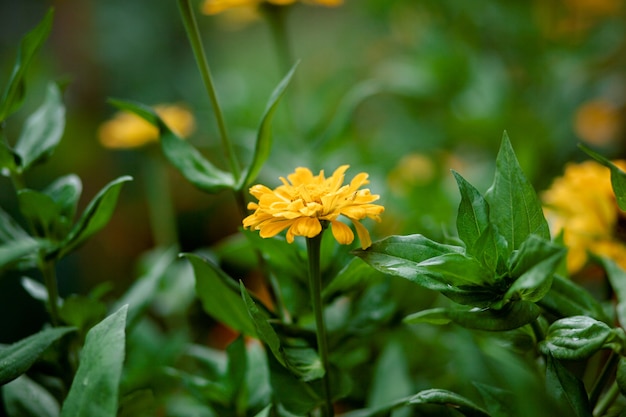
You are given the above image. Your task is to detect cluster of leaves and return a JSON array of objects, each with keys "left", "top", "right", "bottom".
[{"left": 0, "top": 10, "right": 134, "bottom": 416}]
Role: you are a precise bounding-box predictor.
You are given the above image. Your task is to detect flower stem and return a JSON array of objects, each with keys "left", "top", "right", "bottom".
[
  {"left": 261, "top": 3, "right": 294, "bottom": 75},
  {"left": 40, "top": 257, "right": 60, "bottom": 326},
  {"left": 593, "top": 381, "right": 620, "bottom": 417},
  {"left": 306, "top": 233, "right": 333, "bottom": 417},
  {"left": 177, "top": 0, "right": 241, "bottom": 182},
  {"left": 590, "top": 352, "right": 620, "bottom": 407},
  {"left": 143, "top": 149, "right": 178, "bottom": 247}
]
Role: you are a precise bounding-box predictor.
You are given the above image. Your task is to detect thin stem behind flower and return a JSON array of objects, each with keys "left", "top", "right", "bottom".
[
  {"left": 306, "top": 232, "right": 334, "bottom": 417},
  {"left": 177, "top": 0, "right": 241, "bottom": 182}
]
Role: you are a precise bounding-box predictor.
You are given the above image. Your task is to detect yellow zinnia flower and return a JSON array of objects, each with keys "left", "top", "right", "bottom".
[
  {"left": 202, "top": 0, "right": 342, "bottom": 15},
  {"left": 243, "top": 165, "right": 384, "bottom": 249},
  {"left": 542, "top": 160, "right": 626, "bottom": 274},
  {"left": 98, "top": 104, "right": 195, "bottom": 149}
]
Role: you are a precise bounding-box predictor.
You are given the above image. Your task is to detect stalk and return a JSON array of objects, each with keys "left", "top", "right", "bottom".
[
  {"left": 306, "top": 232, "right": 333, "bottom": 417},
  {"left": 40, "top": 257, "right": 60, "bottom": 326},
  {"left": 177, "top": 0, "right": 241, "bottom": 182}
]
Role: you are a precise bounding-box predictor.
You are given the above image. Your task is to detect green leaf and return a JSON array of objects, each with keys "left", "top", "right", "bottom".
[
  {"left": 503, "top": 236, "right": 565, "bottom": 303},
  {"left": 485, "top": 132, "right": 550, "bottom": 251},
  {"left": 112, "top": 246, "right": 177, "bottom": 328},
  {"left": 322, "top": 257, "right": 386, "bottom": 299},
  {"left": 355, "top": 234, "right": 499, "bottom": 306},
  {"left": 540, "top": 316, "right": 623, "bottom": 360},
  {"left": 60, "top": 305, "right": 127, "bottom": 417},
  {"left": 225, "top": 336, "right": 248, "bottom": 412},
  {"left": 545, "top": 355, "right": 592, "bottom": 417},
  {"left": 2, "top": 374, "right": 60, "bottom": 417},
  {"left": 0, "top": 326, "right": 75, "bottom": 385},
  {"left": 453, "top": 170, "right": 490, "bottom": 251},
  {"left": 539, "top": 274, "right": 610, "bottom": 323},
  {"left": 0, "top": 238, "right": 40, "bottom": 271},
  {"left": 0, "top": 140, "right": 18, "bottom": 174},
  {"left": 0, "top": 9, "right": 54, "bottom": 122},
  {"left": 118, "top": 390, "right": 156, "bottom": 417},
  {"left": 473, "top": 382, "right": 515, "bottom": 417},
  {"left": 367, "top": 338, "right": 413, "bottom": 410},
  {"left": 109, "top": 99, "right": 235, "bottom": 193},
  {"left": 44, "top": 174, "right": 82, "bottom": 221},
  {"left": 266, "top": 352, "right": 321, "bottom": 415},
  {"left": 0, "top": 205, "right": 29, "bottom": 243},
  {"left": 579, "top": 143, "right": 626, "bottom": 210},
  {"left": 408, "top": 389, "right": 491, "bottom": 417},
  {"left": 407, "top": 301, "right": 541, "bottom": 331},
  {"left": 594, "top": 256, "right": 626, "bottom": 327},
  {"left": 240, "top": 282, "right": 323, "bottom": 381},
  {"left": 59, "top": 294, "right": 107, "bottom": 335},
  {"left": 185, "top": 253, "right": 259, "bottom": 337},
  {"left": 57, "top": 176, "right": 132, "bottom": 258},
  {"left": 239, "top": 62, "right": 298, "bottom": 189},
  {"left": 18, "top": 189, "right": 60, "bottom": 238},
  {"left": 14, "top": 83, "right": 65, "bottom": 170}
]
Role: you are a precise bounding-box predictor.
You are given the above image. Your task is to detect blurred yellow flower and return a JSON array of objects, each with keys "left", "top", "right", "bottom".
[
  {"left": 387, "top": 153, "right": 435, "bottom": 196},
  {"left": 243, "top": 165, "right": 384, "bottom": 249},
  {"left": 574, "top": 99, "right": 623, "bottom": 147},
  {"left": 202, "top": 0, "right": 342, "bottom": 15},
  {"left": 542, "top": 160, "right": 626, "bottom": 274},
  {"left": 98, "top": 104, "right": 195, "bottom": 149}
]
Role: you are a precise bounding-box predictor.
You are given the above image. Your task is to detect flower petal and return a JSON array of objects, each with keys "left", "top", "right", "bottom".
[
  {"left": 330, "top": 220, "right": 354, "bottom": 245},
  {"left": 350, "top": 218, "right": 372, "bottom": 249}
]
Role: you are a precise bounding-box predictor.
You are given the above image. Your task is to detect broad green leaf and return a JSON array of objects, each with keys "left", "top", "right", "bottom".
[
  {"left": 0, "top": 9, "right": 54, "bottom": 121},
  {"left": 164, "top": 367, "right": 230, "bottom": 406},
  {"left": 0, "top": 238, "right": 40, "bottom": 271},
  {"left": 453, "top": 170, "right": 490, "bottom": 251},
  {"left": 356, "top": 234, "right": 500, "bottom": 306},
  {"left": 322, "top": 257, "right": 386, "bottom": 299},
  {"left": 44, "top": 174, "right": 82, "bottom": 221},
  {"left": 60, "top": 305, "right": 127, "bottom": 417},
  {"left": 0, "top": 326, "right": 75, "bottom": 385},
  {"left": 2, "top": 374, "right": 60, "bottom": 417},
  {"left": 185, "top": 253, "right": 259, "bottom": 337},
  {"left": 595, "top": 256, "right": 626, "bottom": 327},
  {"left": 354, "top": 234, "right": 464, "bottom": 291},
  {"left": 579, "top": 143, "right": 626, "bottom": 210},
  {"left": 503, "top": 236, "right": 565, "bottom": 303},
  {"left": 253, "top": 405, "right": 272, "bottom": 417},
  {"left": 225, "top": 337, "right": 247, "bottom": 411},
  {"left": 59, "top": 294, "right": 107, "bottom": 335},
  {"left": 14, "top": 83, "right": 65, "bottom": 170},
  {"left": 408, "top": 389, "right": 490, "bottom": 417},
  {"left": 473, "top": 382, "right": 515, "bottom": 417},
  {"left": 367, "top": 338, "right": 413, "bottom": 410},
  {"left": 545, "top": 355, "right": 592, "bottom": 417},
  {"left": 408, "top": 301, "right": 540, "bottom": 331},
  {"left": 539, "top": 274, "right": 609, "bottom": 323},
  {"left": 239, "top": 62, "right": 298, "bottom": 188},
  {"left": 57, "top": 176, "right": 132, "bottom": 258},
  {"left": 18, "top": 188, "right": 60, "bottom": 238},
  {"left": 540, "top": 316, "right": 624, "bottom": 360},
  {"left": 266, "top": 352, "right": 321, "bottom": 415},
  {"left": 485, "top": 132, "right": 549, "bottom": 251},
  {"left": 0, "top": 205, "right": 29, "bottom": 242},
  {"left": 110, "top": 99, "right": 235, "bottom": 193},
  {"left": 241, "top": 282, "right": 323, "bottom": 381},
  {"left": 112, "top": 246, "right": 177, "bottom": 328},
  {"left": 21, "top": 276, "right": 51, "bottom": 303}
]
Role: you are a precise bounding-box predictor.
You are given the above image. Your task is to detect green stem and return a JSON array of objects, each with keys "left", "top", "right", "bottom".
[
  {"left": 40, "top": 257, "right": 60, "bottom": 326},
  {"left": 593, "top": 381, "right": 620, "bottom": 417},
  {"left": 261, "top": 4, "right": 294, "bottom": 75},
  {"left": 306, "top": 232, "right": 333, "bottom": 417},
  {"left": 177, "top": 0, "right": 241, "bottom": 182},
  {"left": 143, "top": 150, "right": 178, "bottom": 247},
  {"left": 590, "top": 352, "right": 620, "bottom": 407}
]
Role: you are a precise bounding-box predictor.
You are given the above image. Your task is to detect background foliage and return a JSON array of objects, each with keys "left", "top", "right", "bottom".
[{"left": 1, "top": 0, "right": 626, "bottom": 416}]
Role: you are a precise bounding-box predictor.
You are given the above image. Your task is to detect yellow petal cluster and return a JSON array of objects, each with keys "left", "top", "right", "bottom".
[
  {"left": 243, "top": 165, "right": 384, "bottom": 249},
  {"left": 202, "top": 0, "right": 342, "bottom": 15},
  {"left": 542, "top": 160, "right": 626, "bottom": 274},
  {"left": 98, "top": 104, "right": 195, "bottom": 149}
]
